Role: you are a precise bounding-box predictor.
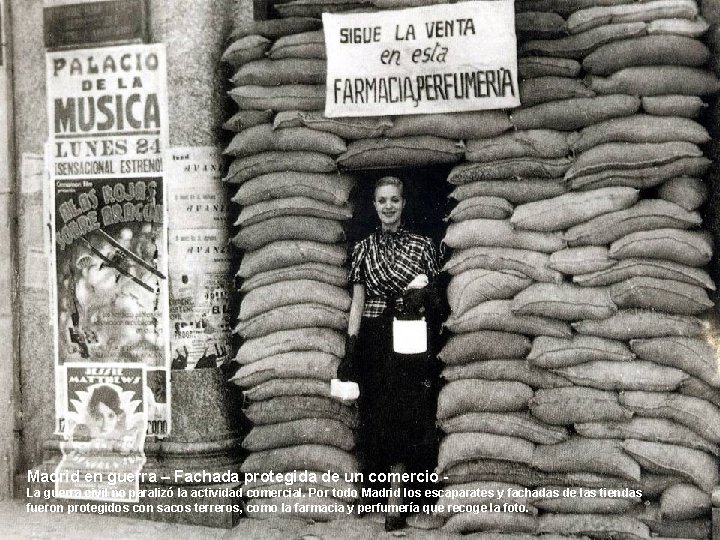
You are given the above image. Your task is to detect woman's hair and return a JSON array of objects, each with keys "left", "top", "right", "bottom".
[
  {"left": 88, "top": 385, "right": 122, "bottom": 416},
  {"left": 374, "top": 176, "right": 404, "bottom": 197}
]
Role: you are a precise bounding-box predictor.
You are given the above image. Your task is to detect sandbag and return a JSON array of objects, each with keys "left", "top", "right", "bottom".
[
  {"left": 240, "top": 280, "right": 351, "bottom": 320},
  {"left": 660, "top": 483, "right": 710, "bottom": 520},
  {"left": 679, "top": 376, "right": 720, "bottom": 408},
  {"left": 574, "top": 258, "right": 714, "bottom": 290},
  {"left": 572, "top": 310, "right": 706, "bottom": 340},
  {"left": 530, "top": 387, "right": 632, "bottom": 424},
  {"left": 567, "top": 0, "right": 697, "bottom": 34},
  {"left": 275, "top": 0, "right": 372, "bottom": 18},
  {"left": 448, "top": 269, "right": 533, "bottom": 315},
  {"left": 642, "top": 94, "right": 705, "bottom": 117},
  {"left": 242, "top": 418, "right": 353, "bottom": 451},
  {"left": 337, "top": 136, "right": 464, "bottom": 169},
  {"left": 436, "top": 481, "right": 536, "bottom": 518},
  {"left": 443, "top": 247, "right": 562, "bottom": 283},
  {"left": 566, "top": 156, "right": 710, "bottom": 190},
  {"left": 385, "top": 111, "right": 512, "bottom": 139},
  {"left": 620, "top": 391, "right": 720, "bottom": 445},
  {"left": 465, "top": 130, "right": 570, "bottom": 163},
  {"left": 441, "top": 358, "right": 571, "bottom": 389},
  {"left": 568, "top": 115, "right": 710, "bottom": 152},
  {"left": 448, "top": 157, "right": 572, "bottom": 183},
  {"left": 243, "top": 378, "right": 330, "bottom": 401},
  {"left": 225, "top": 124, "right": 346, "bottom": 157},
  {"left": 233, "top": 216, "right": 345, "bottom": 251},
  {"left": 240, "top": 444, "right": 359, "bottom": 475},
  {"left": 233, "top": 350, "right": 340, "bottom": 385},
  {"left": 228, "top": 85, "right": 325, "bottom": 111},
  {"left": 239, "top": 262, "right": 348, "bottom": 293},
  {"left": 233, "top": 171, "right": 353, "bottom": 206},
  {"left": 222, "top": 35, "right": 271, "bottom": 67},
  {"left": 437, "top": 379, "right": 534, "bottom": 419},
  {"left": 444, "top": 219, "right": 566, "bottom": 252},
  {"left": 583, "top": 35, "right": 710, "bottom": 75},
  {"left": 512, "top": 283, "right": 617, "bottom": 321},
  {"left": 566, "top": 142, "right": 703, "bottom": 180},
  {"left": 659, "top": 177, "right": 707, "bottom": 211},
  {"left": 623, "top": 438, "right": 719, "bottom": 493},
  {"left": 444, "top": 300, "right": 572, "bottom": 338},
  {"left": 528, "top": 335, "right": 634, "bottom": 368},
  {"left": 520, "top": 76, "right": 595, "bottom": 107},
  {"left": 443, "top": 512, "right": 538, "bottom": 534},
  {"left": 532, "top": 437, "right": 641, "bottom": 480},
  {"left": 516, "top": 0, "right": 640, "bottom": 17},
  {"left": 549, "top": 247, "right": 616, "bottom": 275},
  {"left": 537, "top": 514, "right": 649, "bottom": 539},
  {"left": 268, "top": 30, "right": 326, "bottom": 59},
  {"left": 225, "top": 151, "right": 336, "bottom": 185},
  {"left": 575, "top": 418, "right": 720, "bottom": 457},
  {"left": 235, "top": 197, "right": 351, "bottom": 227},
  {"left": 234, "top": 303, "right": 348, "bottom": 339},
  {"left": 234, "top": 331, "right": 344, "bottom": 366},
  {"left": 511, "top": 187, "right": 639, "bottom": 232},
  {"left": 448, "top": 196, "right": 514, "bottom": 221},
  {"left": 439, "top": 412, "right": 569, "bottom": 444},
  {"left": 631, "top": 337, "right": 720, "bottom": 388},
  {"left": 222, "top": 109, "right": 273, "bottom": 132},
  {"left": 647, "top": 16, "right": 710, "bottom": 36},
  {"left": 238, "top": 241, "right": 346, "bottom": 278},
  {"left": 520, "top": 22, "right": 648, "bottom": 59},
  {"left": 564, "top": 200, "right": 701, "bottom": 246},
  {"left": 450, "top": 179, "right": 568, "bottom": 204},
  {"left": 554, "top": 360, "right": 689, "bottom": 391},
  {"left": 443, "top": 459, "right": 632, "bottom": 489},
  {"left": 230, "top": 17, "right": 322, "bottom": 40},
  {"left": 589, "top": 66, "right": 720, "bottom": 96},
  {"left": 230, "top": 59, "right": 326, "bottom": 86},
  {"left": 511, "top": 94, "right": 641, "bottom": 130},
  {"left": 438, "top": 331, "right": 532, "bottom": 365},
  {"left": 288, "top": 110, "right": 393, "bottom": 139},
  {"left": 609, "top": 228, "right": 712, "bottom": 266},
  {"left": 518, "top": 56, "right": 581, "bottom": 79},
  {"left": 609, "top": 277, "right": 713, "bottom": 315},
  {"left": 243, "top": 395, "right": 357, "bottom": 427},
  {"left": 532, "top": 490, "right": 640, "bottom": 514},
  {"left": 437, "top": 432, "right": 535, "bottom": 473},
  {"left": 516, "top": 11, "right": 566, "bottom": 39}
]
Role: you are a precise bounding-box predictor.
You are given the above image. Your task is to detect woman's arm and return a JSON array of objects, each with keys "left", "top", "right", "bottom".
[{"left": 347, "top": 283, "right": 365, "bottom": 336}]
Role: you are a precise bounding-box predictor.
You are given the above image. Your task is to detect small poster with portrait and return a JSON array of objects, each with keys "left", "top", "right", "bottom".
[{"left": 55, "top": 363, "right": 147, "bottom": 502}]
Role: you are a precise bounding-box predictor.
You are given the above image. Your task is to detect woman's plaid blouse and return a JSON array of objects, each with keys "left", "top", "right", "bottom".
[{"left": 349, "top": 227, "right": 441, "bottom": 318}]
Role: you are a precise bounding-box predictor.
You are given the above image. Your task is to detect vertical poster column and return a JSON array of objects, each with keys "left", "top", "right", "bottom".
[
  {"left": 46, "top": 44, "right": 169, "bottom": 501},
  {"left": 166, "top": 147, "right": 232, "bottom": 370}
]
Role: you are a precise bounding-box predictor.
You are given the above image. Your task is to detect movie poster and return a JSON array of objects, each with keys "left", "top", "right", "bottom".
[
  {"left": 55, "top": 364, "right": 146, "bottom": 502},
  {"left": 46, "top": 43, "right": 170, "bottom": 438},
  {"left": 52, "top": 177, "right": 170, "bottom": 435}
]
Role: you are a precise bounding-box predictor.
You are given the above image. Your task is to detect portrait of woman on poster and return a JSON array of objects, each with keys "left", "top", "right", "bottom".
[
  {"left": 338, "top": 175, "right": 443, "bottom": 531},
  {"left": 71, "top": 384, "right": 144, "bottom": 454}
]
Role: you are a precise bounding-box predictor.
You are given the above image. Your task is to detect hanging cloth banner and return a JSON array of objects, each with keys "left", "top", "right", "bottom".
[
  {"left": 45, "top": 43, "right": 171, "bottom": 439},
  {"left": 323, "top": 0, "right": 519, "bottom": 118}
]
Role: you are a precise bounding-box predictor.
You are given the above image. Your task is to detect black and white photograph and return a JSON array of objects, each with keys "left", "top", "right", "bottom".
[{"left": 3, "top": 0, "right": 720, "bottom": 538}]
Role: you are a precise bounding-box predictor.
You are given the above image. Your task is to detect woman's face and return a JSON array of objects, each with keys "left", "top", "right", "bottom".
[
  {"left": 89, "top": 402, "right": 119, "bottom": 436},
  {"left": 374, "top": 184, "right": 405, "bottom": 230}
]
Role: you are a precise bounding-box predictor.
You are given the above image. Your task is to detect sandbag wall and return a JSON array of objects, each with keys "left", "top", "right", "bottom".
[
  {"left": 438, "top": 0, "right": 720, "bottom": 536},
  {"left": 222, "top": 17, "right": 361, "bottom": 521},
  {"left": 220, "top": 0, "right": 720, "bottom": 534}
]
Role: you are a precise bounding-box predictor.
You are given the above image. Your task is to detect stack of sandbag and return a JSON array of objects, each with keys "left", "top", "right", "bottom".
[{"left": 222, "top": 17, "right": 361, "bottom": 521}]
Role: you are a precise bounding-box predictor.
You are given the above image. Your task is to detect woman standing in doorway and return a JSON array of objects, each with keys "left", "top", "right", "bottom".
[{"left": 338, "top": 176, "right": 442, "bottom": 531}]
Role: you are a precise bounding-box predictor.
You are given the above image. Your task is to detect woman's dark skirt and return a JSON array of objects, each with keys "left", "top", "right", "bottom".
[{"left": 355, "top": 313, "right": 439, "bottom": 485}]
